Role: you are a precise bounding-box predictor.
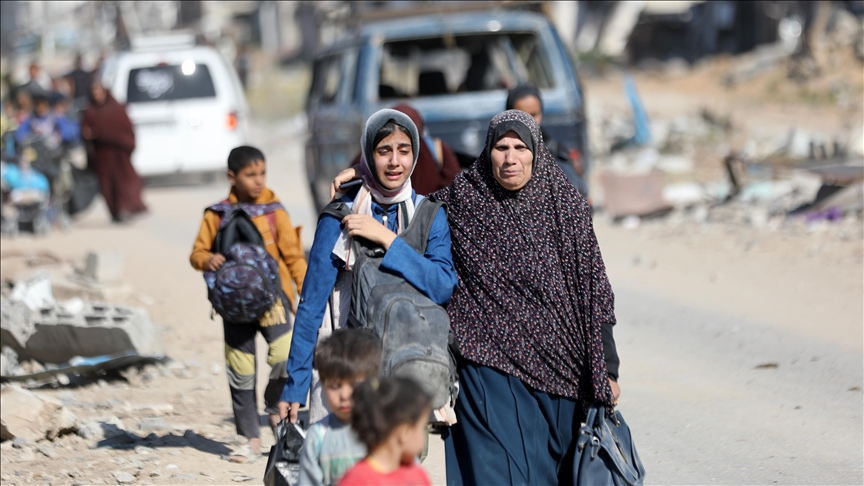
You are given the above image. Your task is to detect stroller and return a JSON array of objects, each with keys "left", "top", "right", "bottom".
[
  {"left": 1, "top": 132, "right": 97, "bottom": 236},
  {"left": 0, "top": 156, "right": 52, "bottom": 236}
]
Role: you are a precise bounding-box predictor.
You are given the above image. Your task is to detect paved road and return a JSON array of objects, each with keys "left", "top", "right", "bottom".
[{"left": 616, "top": 285, "right": 862, "bottom": 484}]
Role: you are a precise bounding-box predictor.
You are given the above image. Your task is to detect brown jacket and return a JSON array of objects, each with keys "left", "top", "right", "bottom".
[{"left": 190, "top": 187, "right": 307, "bottom": 312}]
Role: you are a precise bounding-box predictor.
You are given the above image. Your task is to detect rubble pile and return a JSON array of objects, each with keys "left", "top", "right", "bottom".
[
  {"left": 585, "top": 2, "right": 863, "bottom": 233},
  {"left": 589, "top": 81, "right": 863, "bottom": 232},
  {"left": 0, "top": 356, "right": 245, "bottom": 485},
  {"left": 0, "top": 251, "right": 166, "bottom": 386}
]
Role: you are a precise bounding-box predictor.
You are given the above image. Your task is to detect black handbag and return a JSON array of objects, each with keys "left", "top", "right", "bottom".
[
  {"left": 573, "top": 403, "right": 645, "bottom": 486},
  {"left": 263, "top": 420, "right": 306, "bottom": 486}
]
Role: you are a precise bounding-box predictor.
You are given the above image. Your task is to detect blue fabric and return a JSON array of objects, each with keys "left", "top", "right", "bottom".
[
  {"left": 15, "top": 114, "right": 80, "bottom": 144},
  {"left": 443, "top": 361, "right": 585, "bottom": 486},
  {"left": 1, "top": 163, "right": 50, "bottom": 192},
  {"left": 280, "top": 191, "right": 457, "bottom": 404},
  {"left": 624, "top": 74, "right": 650, "bottom": 146}
]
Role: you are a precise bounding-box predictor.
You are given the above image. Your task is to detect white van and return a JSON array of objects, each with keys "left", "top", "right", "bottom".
[{"left": 99, "top": 35, "right": 248, "bottom": 176}]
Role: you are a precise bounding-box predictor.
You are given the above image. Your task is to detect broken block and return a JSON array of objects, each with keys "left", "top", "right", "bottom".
[
  {"left": 0, "top": 385, "right": 78, "bottom": 441},
  {"left": 84, "top": 252, "right": 125, "bottom": 284},
  {"left": 18, "top": 303, "right": 165, "bottom": 364},
  {"left": 1, "top": 297, "right": 35, "bottom": 353}
]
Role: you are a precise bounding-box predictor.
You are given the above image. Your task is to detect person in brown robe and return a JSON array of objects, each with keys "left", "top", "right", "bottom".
[
  {"left": 81, "top": 82, "right": 147, "bottom": 223},
  {"left": 349, "top": 103, "right": 461, "bottom": 195}
]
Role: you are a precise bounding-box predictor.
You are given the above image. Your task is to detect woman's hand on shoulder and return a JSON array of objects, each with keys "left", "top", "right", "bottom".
[
  {"left": 342, "top": 214, "right": 397, "bottom": 249},
  {"left": 330, "top": 165, "right": 361, "bottom": 200}
]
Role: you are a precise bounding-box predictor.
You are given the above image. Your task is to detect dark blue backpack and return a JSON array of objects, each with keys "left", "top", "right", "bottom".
[{"left": 203, "top": 202, "right": 283, "bottom": 324}]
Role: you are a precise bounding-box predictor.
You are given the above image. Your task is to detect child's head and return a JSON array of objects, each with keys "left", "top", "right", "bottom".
[
  {"left": 227, "top": 145, "right": 266, "bottom": 202},
  {"left": 314, "top": 329, "right": 383, "bottom": 423},
  {"left": 351, "top": 377, "right": 432, "bottom": 463}
]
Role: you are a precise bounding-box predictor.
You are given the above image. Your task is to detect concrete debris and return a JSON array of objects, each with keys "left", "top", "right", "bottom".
[
  {"left": 0, "top": 298, "right": 35, "bottom": 350},
  {"left": 77, "top": 416, "right": 128, "bottom": 441},
  {"left": 11, "top": 436, "right": 33, "bottom": 448},
  {"left": 656, "top": 155, "right": 694, "bottom": 175},
  {"left": 0, "top": 384, "right": 78, "bottom": 442},
  {"left": 1, "top": 346, "right": 20, "bottom": 376},
  {"left": 599, "top": 169, "right": 673, "bottom": 218},
  {"left": 663, "top": 183, "right": 706, "bottom": 208},
  {"left": 1, "top": 300, "right": 165, "bottom": 371},
  {"left": 131, "top": 404, "right": 174, "bottom": 416},
  {"left": 114, "top": 471, "right": 137, "bottom": 484},
  {"left": 36, "top": 443, "right": 59, "bottom": 458},
  {"left": 10, "top": 272, "right": 55, "bottom": 311},
  {"left": 84, "top": 252, "right": 125, "bottom": 285},
  {"left": 138, "top": 418, "right": 171, "bottom": 433}
]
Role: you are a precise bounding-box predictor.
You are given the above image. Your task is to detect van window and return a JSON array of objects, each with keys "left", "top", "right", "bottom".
[
  {"left": 379, "top": 32, "right": 554, "bottom": 100},
  {"left": 127, "top": 64, "right": 216, "bottom": 103},
  {"left": 309, "top": 53, "right": 344, "bottom": 106}
]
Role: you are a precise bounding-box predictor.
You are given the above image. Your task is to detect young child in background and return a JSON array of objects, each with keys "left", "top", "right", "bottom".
[
  {"left": 190, "top": 145, "right": 307, "bottom": 462},
  {"left": 299, "top": 329, "right": 383, "bottom": 486},
  {"left": 337, "top": 377, "right": 433, "bottom": 486}
]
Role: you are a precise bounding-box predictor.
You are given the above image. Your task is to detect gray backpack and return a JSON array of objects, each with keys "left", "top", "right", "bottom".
[{"left": 321, "top": 195, "right": 456, "bottom": 408}]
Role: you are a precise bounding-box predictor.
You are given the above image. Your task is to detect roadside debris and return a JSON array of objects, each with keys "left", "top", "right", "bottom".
[
  {"left": 0, "top": 251, "right": 168, "bottom": 385},
  {"left": 0, "top": 384, "right": 78, "bottom": 442},
  {"left": 599, "top": 169, "right": 672, "bottom": 219}
]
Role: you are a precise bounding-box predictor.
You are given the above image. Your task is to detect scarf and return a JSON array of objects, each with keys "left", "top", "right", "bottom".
[
  {"left": 505, "top": 83, "right": 544, "bottom": 111},
  {"left": 432, "top": 110, "right": 616, "bottom": 407},
  {"left": 333, "top": 109, "right": 420, "bottom": 268}
]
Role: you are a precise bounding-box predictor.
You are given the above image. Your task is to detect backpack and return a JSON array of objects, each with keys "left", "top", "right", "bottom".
[
  {"left": 321, "top": 195, "right": 457, "bottom": 409},
  {"left": 203, "top": 202, "right": 284, "bottom": 324}
]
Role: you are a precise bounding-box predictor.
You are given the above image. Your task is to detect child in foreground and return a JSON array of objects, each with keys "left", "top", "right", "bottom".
[
  {"left": 337, "top": 377, "right": 432, "bottom": 486},
  {"left": 190, "top": 145, "right": 307, "bottom": 461},
  {"left": 299, "top": 329, "right": 383, "bottom": 486}
]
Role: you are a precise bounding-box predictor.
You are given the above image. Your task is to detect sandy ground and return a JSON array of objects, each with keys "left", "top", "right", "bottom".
[{"left": 1, "top": 60, "right": 862, "bottom": 485}]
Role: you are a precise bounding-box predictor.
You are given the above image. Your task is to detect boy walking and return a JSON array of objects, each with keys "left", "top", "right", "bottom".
[
  {"left": 296, "top": 329, "right": 382, "bottom": 486},
  {"left": 190, "top": 146, "right": 307, "bottom": 461}
]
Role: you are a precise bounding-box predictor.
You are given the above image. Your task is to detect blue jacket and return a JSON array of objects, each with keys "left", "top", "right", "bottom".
[
  {"left": 15, "top": 114, "right": 80, "bottom": 144},
  {"left": 280, "top": 191, "right": 457, "bottom": 405}
]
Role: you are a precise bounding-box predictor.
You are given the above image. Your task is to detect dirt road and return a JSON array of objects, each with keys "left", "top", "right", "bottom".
[{"left": 1, "top": 116, "right": 861, "bottom": 485}]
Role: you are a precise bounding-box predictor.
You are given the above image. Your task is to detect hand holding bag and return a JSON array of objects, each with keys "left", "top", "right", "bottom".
[
  {"left": 263, "top": 420, "right": 306, "bottom": 486},
  {"left": 574, "top": 403, "right": 646, "bottom": 486}
]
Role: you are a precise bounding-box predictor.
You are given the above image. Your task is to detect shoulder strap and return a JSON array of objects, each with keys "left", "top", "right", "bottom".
[
  {"left": 320, "top": 200, "right": 352, "bottom": 222},
  {"left": 206, "top": 199, "right": 232, "bottom": 215},
  {"left": 399, "top": 195, "right": 445, "bottom": 255},
  {"left": 265, "top": 211, "right": 277, "bottom": 243}
]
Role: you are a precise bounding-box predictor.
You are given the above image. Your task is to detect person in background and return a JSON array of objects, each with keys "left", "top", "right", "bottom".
[
  {"left": 236, "top": 44, "right": 250, "bottom": 90},
  {"left": 13, "top": 90, "right": 33, "bottom": 125},
  {"left": 299, "top": 329, "right": 382, "bottom": 486},
  {"left": 349, "top": 104, "right": 460, "bottom": 196},
  {"left": 337, "top": 377, "right": 433, "bottom": 486},
  {"left": 22, "top": 62, "right": 52, "bottom": 97},
  {"left": 14, "top": 93, "right": 80, "bottom": 148},
  {"left": 80, "top": 81, "right": 147, "bottom": 223},
  {"left": 65, "top": 54, "right": 92, "bottom": 119},
  {"left": 1, "top": 99, "right": 18, "bottom": 160},
  {"left": 506, "top": 83, "right": 590, "bottom": 198}
]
